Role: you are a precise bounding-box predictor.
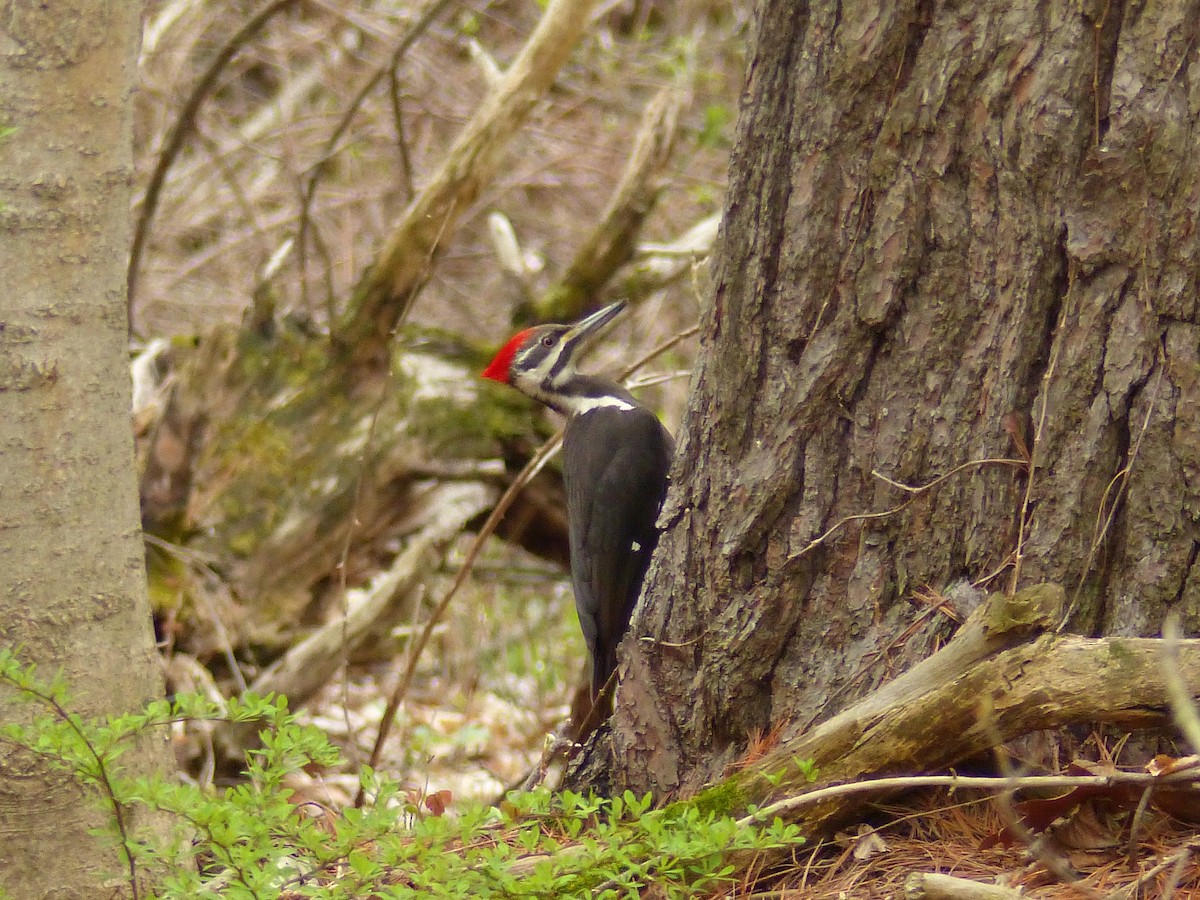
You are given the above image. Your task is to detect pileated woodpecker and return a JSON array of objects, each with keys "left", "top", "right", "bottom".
[{"left": 482, "top": 301, "right": 674, "bottom": 701}]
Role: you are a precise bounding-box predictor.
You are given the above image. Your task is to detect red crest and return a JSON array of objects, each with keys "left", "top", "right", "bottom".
[{"left": 481, "top": 328, "right": 536, "bottom": 383}]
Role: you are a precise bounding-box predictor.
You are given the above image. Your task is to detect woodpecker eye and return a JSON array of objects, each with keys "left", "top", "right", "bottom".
[{"left": 541, "top": 335, "right": 556, "bottom": 348}]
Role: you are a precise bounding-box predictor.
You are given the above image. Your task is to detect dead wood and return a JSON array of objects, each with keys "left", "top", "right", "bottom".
[
  {"left": 138, "top": 327, "right": 560, "bottom": 661},
  {"left": 532, "top": 80, "right": 688, "bottom": 322},
  {"left": 619, "top": 212, "right": 719, "bottom": 300},
  {"left": 238, "top": 481, "right": 493, "bottom": 709},
  {"left": 135, "top": 0, "right": 701, "bottom": 722},
  {"left": 212, "top": 481, "right": 492, "bottom": 757},
  {"left": 705, "top": 583, "right": 1200, "bottom": 837},
  {"left": 903, "top": 873, "right": 1022, "bottom": 900},
  {"left": 337, "top": 0, "right": 603, "bottom": 367}
]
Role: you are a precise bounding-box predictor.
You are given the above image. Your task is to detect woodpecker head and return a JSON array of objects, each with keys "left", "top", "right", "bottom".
[{"left": 482, "top": 301, "right": 633, "bottom": 416}]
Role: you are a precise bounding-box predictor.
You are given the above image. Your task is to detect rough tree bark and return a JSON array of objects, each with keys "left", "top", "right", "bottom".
[
  {"left": 612, "top": 0, "right": 1200, "bottom": 798},
  {"left": 0, "top": 1, "right": 176, "bottom": 895}
]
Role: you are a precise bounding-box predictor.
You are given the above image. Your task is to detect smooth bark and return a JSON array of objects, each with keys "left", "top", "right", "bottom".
[{"left": 0, "top": 2, "right": 175, "bottom": 894}]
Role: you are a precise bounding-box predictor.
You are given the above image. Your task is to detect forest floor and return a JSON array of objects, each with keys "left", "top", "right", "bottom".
[
  {"left": 179, "top": 543, "right": 1200, "bottom": 898},
  {"left": 765, "top": 790, "right": 1199, "bottom": 898}
]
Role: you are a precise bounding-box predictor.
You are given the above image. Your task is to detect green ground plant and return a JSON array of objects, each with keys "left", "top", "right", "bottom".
[{"left": 0, "top": 649, "right": 804, "bottom": 898}]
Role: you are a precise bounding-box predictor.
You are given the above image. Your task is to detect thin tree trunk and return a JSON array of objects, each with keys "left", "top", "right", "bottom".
[
  {"left": 0, "top": 2, "right": 176, "bottom": 894},
  {"left": 612, "top": 0, "right": 1200, "bottom": 797}
]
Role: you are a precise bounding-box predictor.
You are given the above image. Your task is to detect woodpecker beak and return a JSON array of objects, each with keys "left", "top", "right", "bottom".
[
  {"left": 563, "top": 301, "right": 626, "bottom": 348},
  {"left": 481, "top": 302, "right": 626, "bottom": 385}
]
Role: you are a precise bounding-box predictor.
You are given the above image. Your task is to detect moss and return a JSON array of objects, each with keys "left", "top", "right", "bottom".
[
  {"left": 395, "top": 332, "right": 550, "bottom": 458},
  {"left": 189, "top": 331, "right": 363, "bottom": 560},
  {"left": 407, "top": 383, "right": 536, "bottom": 459},
  {"left": 684, "top": 777, "right": 749, "bottom": 820},
  {"left": 1106, "top": 638, "right": 1135, "bottom": 659},
  {"left": 397, "top": 322, "right": 494, "bottom": 368},
  {"left": 533, "top": 283, "right": 584, "bottom": 323},
  {"left": 1105, "top": 638, "right": 1139, "bottom": 672},
  {"left": 985, "top": 583, "right": 1064, "bottom": 634},
  {"left": 145, "top": 545, "right": 189, "bottom": 614},
  {"left": 173, "top": 318, "right": 570, "bottom": 643}
]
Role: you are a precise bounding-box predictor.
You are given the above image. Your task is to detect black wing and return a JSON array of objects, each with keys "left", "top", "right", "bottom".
[{"left": 563, "top": 406, "right": 674, "bottom": 696}]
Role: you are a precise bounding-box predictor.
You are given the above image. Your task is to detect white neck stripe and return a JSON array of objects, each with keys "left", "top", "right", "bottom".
[{"left": 568, "top": 395, "right": 636, "bottom": 415}]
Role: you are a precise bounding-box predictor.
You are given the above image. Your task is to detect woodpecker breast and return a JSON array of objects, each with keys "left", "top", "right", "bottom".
[{"left": 481, "top": 301, "right": 675, "bottom": 700}]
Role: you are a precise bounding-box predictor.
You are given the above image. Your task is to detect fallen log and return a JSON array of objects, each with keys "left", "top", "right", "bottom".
[
  {"left": 237, "top": 481, "right": 494, "bottom": 709},
  {"left": 339, "top": 0, "right": 602, "bottom": 367},
  {"left": 644, "top": 584, "right": 1199, "bottom": 838}
]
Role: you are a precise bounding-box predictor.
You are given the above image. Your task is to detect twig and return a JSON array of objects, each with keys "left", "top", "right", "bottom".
[
  {"left": 387, "top": 66, "right": 414, "bottom": 201},
  {"left": 1160, "top": 846, "right": 1193, "bottom": 900},
  {"left": 987, "top": 703, "right": 1097, "bottom": 898},
  {"left": 1009, "top": 287, "right": 1066, "bottom": 596},
  {"left": 736, "top": 769, "right": 1200, "bottom": 829},
  {"left": 144, "top": 534, "right": 248, "bottom": 693},
  {"left": 789, "top": 458, "right": 1027, "bottom": 563},
  {"left": 1162, "top": 612, "right": 1200, "bottom": 754},
  {"left": 1104, "top": 843, "right": 1198, "bottom": 900},
  {"left": 619, "top": 323, "right": 699, "bottom": 382},
  {"left": 871, "top": 458, "right": 1028, "bottom": 495},
  {"left": 624, "top": 369, "right": 692, "bottom": 390},
  {"left": 354, "top": 429, "right": 565, "bottom": 807},
  {"left": 1124, "top": 779, "right": 1155, "bottom": 860},
  {"left": 354, "top": 308, "right": 694, "bottom": 805},
  {"left": 333, "top": 382, "right": 389, "bottom": 771},
  {"left": 1062, "top": 360, "right": 1164, "bottom": 629},
  {"left": 295, "top": 0, "right": 457, "bottom": 312},
  {"left": 787, "top": 499, "right": 915, "bottom": 561},
  {"left": 339, "top": 0, "right": 603, "bottom": 363},
  {"left": 1, "top": 678, "right": 141, "bottom": 899},
  {"left": 128, "top": 0, "right": 301, "bottom": 326}
]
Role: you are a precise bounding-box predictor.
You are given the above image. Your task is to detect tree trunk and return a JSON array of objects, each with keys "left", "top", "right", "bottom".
[
  {"left": 612, "top": 0, "right": 1200, "bottom": 798},
  {"left": 0, "top": 2, "right": 176, "bottom": 895}
]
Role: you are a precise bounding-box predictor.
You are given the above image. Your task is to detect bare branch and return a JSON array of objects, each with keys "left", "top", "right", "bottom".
[
  {"left": 336, "top": 0, "right": 602, "bottom": 367},
  {"left": 240, "top": 482, "right": 492, "bottom": 709},
  {"left": 533, "top": 80, "right": 689, "bottom": 322},
  {"left": 128, "top": 0, "right": 301, "bottom": 326}
]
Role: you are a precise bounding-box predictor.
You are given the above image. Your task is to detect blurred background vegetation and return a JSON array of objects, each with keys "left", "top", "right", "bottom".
[{"left": 131, "top": 0, "right": 748, "bottom": 805}]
